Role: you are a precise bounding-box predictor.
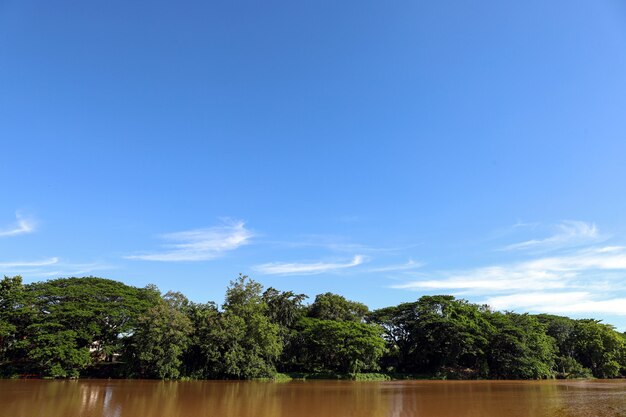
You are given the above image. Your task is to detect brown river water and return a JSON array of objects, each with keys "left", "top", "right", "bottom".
[{"left": 1, "top": 379, "right": 626, "bottom": 417}]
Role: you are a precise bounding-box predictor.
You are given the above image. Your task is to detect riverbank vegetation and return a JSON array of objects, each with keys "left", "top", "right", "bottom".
[{"left": 1, "top": 275, "right": 625, "bottom": 380}]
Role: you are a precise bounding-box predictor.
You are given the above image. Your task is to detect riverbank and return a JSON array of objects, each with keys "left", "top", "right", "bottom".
[{"left": 2, "top": 276, "right": 623, "bottom": 381}]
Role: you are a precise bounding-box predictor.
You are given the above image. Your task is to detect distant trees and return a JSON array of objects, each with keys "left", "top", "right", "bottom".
[{"left": 2, "top": 274, "right": 626, "bottom": 380}]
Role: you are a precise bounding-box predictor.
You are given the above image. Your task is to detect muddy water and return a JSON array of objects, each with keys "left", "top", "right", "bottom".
[{"left": 1, "top": 379, "right": 626, "bottom": 417}]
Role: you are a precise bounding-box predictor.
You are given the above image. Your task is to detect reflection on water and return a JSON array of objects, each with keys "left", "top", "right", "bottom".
[{"left": 2, "top": 379, "right": 626, "bottom": 417}]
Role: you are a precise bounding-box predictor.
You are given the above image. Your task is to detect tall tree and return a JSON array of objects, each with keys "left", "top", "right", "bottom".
[
  {"left": 0, "top": 276, "right": 24, "bottom": 362},
  {"left": 263, "top": 287, "right": 307, "bottom": 328},
  {"left": 369, "top": 296, "right": 491, "bottom": 376},
  {"left": 308, "top": 292, "right": 369, "bottom": 322},
  {"left": 17, "top": 277, "right": 156, "bottom": 376},
  {"left": 293, "top": 317, "right": 386, "bottom": 374},
  {"left": 536, "top": 314, "right": 590, "bottom": 378},
  {"left": 485, "top": 312, "right": 556, "bottom": 379},
  {"left": 126, "top": 291, "right": 193, "bottom": 379},
  {"left": 182, "top": 301, "right": 222, "bottom": 379},
  {"left": 217, "top": 275, "right": 282, "bottom": 378},
  {"left": 570, "top": 319, "right": 626, "bottom": 378}
]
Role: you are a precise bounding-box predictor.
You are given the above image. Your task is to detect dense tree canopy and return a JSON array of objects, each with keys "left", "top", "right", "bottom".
[
  {"left": 308, "top": 292, "right": 369, "bottom": 322},
  {"left": 368, "top": 296, "right": 491, "bottom": 376},
  {"left": 126, "top": 291, "right": 193, "bottom": 379},
  {"left": 485, "top": 312, "right": 556, "bottom": 379},
  {"left": 1, "top": 276, "right": 155, "bottom": 377},
  {"left": 292, "top": 317, "right": 386, "bottom": 373},
  {"left": 2, "top": 274, "right": 626, "bottom": 380}
]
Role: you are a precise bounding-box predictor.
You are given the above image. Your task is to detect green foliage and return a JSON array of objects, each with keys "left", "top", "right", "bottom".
[
  {"left": 218, "top": 275, "right": 282, "bottom": 378},
  {"left": 485, "top": 312, "right": 556, "bottom": 379},
  {"left": 351, "top": 372, "right": 391, "bottom": 381},
  {"left": 537, "top": 314, "right": 626, "bottom": 378},
  {"left": 308, "top": 292, "right": 369, "bottom": 322},
  {"left": 181, "top": 301, "right": 222, "bottom": 378},
  {"left": 262, "top": 287, "right": 307, "bottom": 371},
  {"left": 369, "top": 296, "right": 491, "bottom": 376},
  {"left": 570, "top": 320, "right": 626, "bottom": 378},
  {"left": 293, "top": 317, "right": 386, "bottom": 373},
  {"left": 555, "top": 355, "right": 592, "bottom": 379},
  {"left": 0, "top": 276, "right": 24, "bottom": 362},
  {"left": 126, "top": 291, "right": 193, "bottom": 379},
  {"left": 178, "top": 275, "right": 284, "bottom": 379},
  {"left": 267, "top": 372, "right": 293, "bottom": 381},
  {"left": 263, "top": 287, "right": 307, "bottom": 328},
  {"left": 24, "top": 326, "right": 90, "bottom": 378},
  {"left": 6, "top": 277, "right": 156, "bottom": 377},
  {"left": 2, "top": 274, "right": 626, "bottom": 381}
]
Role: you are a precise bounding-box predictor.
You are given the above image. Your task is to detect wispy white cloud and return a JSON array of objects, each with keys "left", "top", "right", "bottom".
[
  {"left": 33, "top": 261, "right": 114, "bottom": 278},
  {"left": 392, "top": 246, "right": 626, "bottom": 294},
  {"left": 368, "top": 259, "right": 423, "bottom": 273},
  {"left": 391, "top": 242, "right": 626, "bottom": 320},
  {"left": 261, "top": 234, "right": 416, "bottom": 255},
  {"left": 126, "top": 220, "right": 253, "bottom": 262},
  {"left": 0, "top": 257, "right": 114, "bottom": 278},
  {"left": 254, "top": 255, "right": 365, "bottom": 275},
  {"left": 486, "top": 292, "right": 626, "bottom": 316},
  {"left": 0, "top": 212, "right": 36, "bottom": 237},
  {"left": 0, "top": 257, "right": 59, "bottom": 269},
  {"left": 392, "top": 268, "right": 569, "bottom": 292},
  {"left": 501, "top": 220, "right": 601, "bottom": 251}
]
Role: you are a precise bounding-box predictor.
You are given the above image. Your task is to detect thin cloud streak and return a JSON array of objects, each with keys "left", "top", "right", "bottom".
[
  {"left": 254, "top": 255, "right": 365, "bottom": 275},
  {"left": 0, "top": 258, "right": 114, "bottom": 279},
  {"left": 392, "top": 246, "right": 626, "bottom": 293},
  {"left": 0, "top": 213, "right": 36, "bottom": 237},
  {"left": 34, "top": 262, "right": 115, "bottom": 278},
  {"left": 502, "top": 220, "right": 600, "bottom": 251},
  {"left": 260, "top": 235, "right": 416, "bottom": 255},
  {"left": 126, "top": 221, "right": 253, "bottom": 262},
  {"left": 391, "top": 242, "right": 626, "bottom": 318},
  {"left": 486, "top": 292, "right": 626, "bottom": 316},
  {"left": 368, "top": 259, "right": 423, "bottom": 273},
  {"left": 0, "top": 257, "right": 59, "bottom": 269}
]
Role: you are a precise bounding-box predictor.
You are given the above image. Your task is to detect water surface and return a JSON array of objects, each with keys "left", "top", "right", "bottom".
[{"left": 1, "top": 379, "right": 626, "bottom": 417}]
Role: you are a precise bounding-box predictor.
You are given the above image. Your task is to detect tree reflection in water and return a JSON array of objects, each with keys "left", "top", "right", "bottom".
[{"left": 1, "top": 380, "right": 626, "bottom": 417}]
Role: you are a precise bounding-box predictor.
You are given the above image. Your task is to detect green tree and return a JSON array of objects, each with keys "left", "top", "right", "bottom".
[
  {"left": 16, "top": 277, "right": 156, "bottom": 377},
  {"left": 263, "top": 287, "right": 307, "bottom": 328},
  {"left": 216, "top": 275, "right": 282, "bottom": 378},
  {"left": 369, "top": 296, "right": 490, "bottom": 376},
  {"left": 485, "top": 312, "right": 556, "bottom": 379},
  {"left": 536, "top": 314, "right": 590, "bottom": 378},
  {"left": 262, "top": 287, "right": 307, "bottom": 371},
  {"left": 293, "top": 317, "right": 387, "bottom": 374},
  {"left": 308, "top": 292, "right": 369, "bottom": 322},
  {"left": 570, "top": 319, "right": 626, "bottom": 378},
  {"left": 0, "top": 276, "right": 25, "bottom": 362},
  {"left": 182, "top": 301, "right": 222, "bottom": 378},
  {"left": 126, "top": 291, "right": 193, "bottom": 379},
  {"left": 25, "top": 325, "right": 91, "bottom": 378}
]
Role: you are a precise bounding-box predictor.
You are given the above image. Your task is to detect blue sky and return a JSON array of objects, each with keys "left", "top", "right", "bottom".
[{"left": 2, "top": 1, "right": 626, "bottom": 326}]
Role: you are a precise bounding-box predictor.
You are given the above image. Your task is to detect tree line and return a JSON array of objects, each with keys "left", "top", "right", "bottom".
[{"left": 1, "top": 274, "right": 625, "bottom": 380}]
